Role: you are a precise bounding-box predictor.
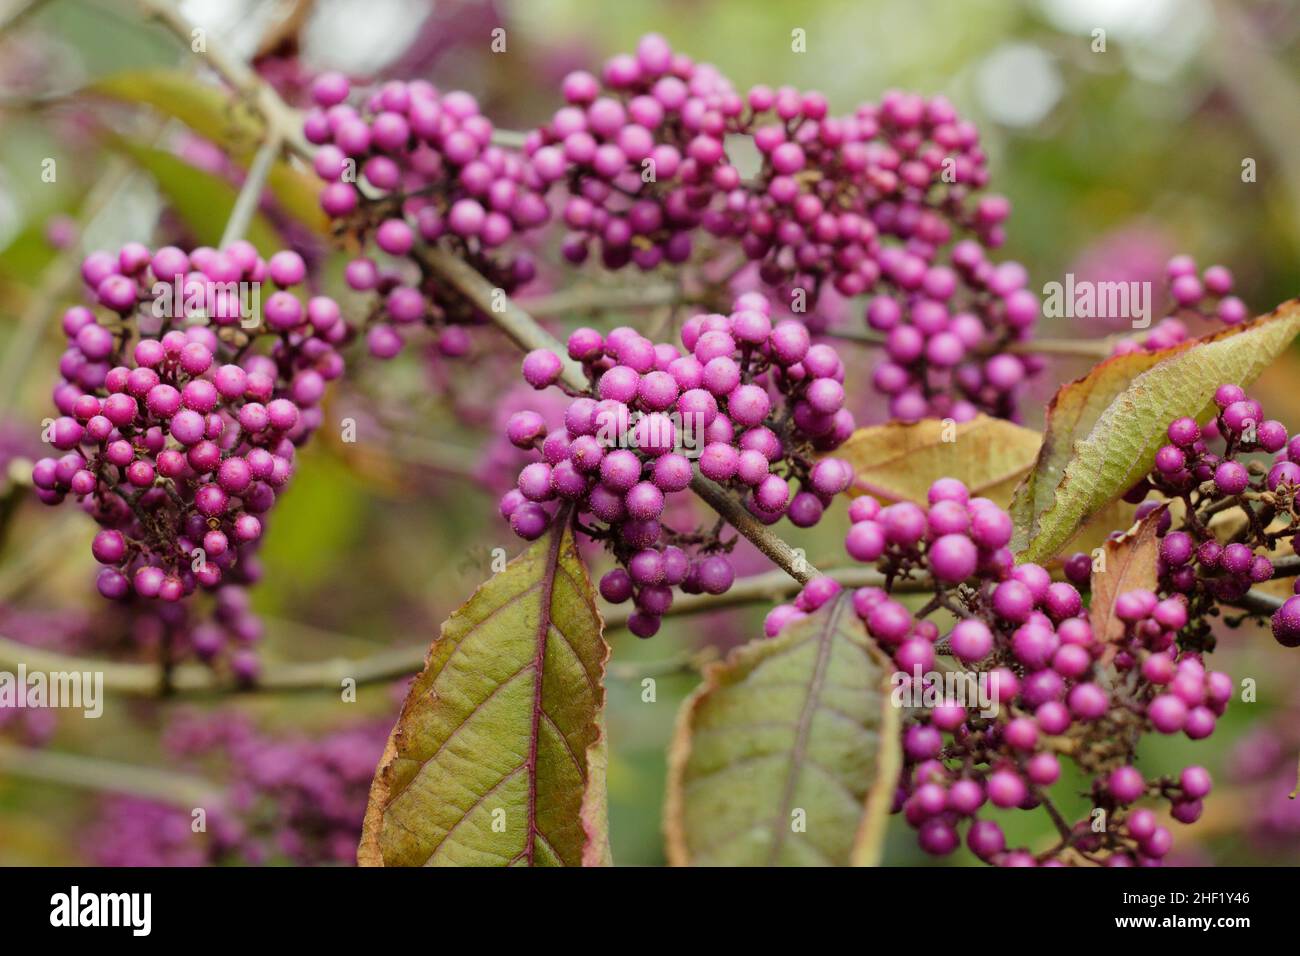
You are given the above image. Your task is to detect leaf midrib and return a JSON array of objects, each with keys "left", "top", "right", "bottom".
[{"left": 764, "top": 591, "right": 846, "bottom": 865}]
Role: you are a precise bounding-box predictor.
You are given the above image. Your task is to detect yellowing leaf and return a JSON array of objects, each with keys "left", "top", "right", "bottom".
[
  {"left": 358, "top": 515, "right": 610, "bottom": 866},
  {"left": 838, "top": 415, "right": 1041, "bottom": 508},
  {"left": 664, "top": 592, "right": 900, "bottom": 866},
  {"left": 1089, "top": 505, "right": 1164, "bottom": 646},
  {"left": 1012, "top": 302, "right": 1300, "bottom": 563},
  {"left": 579, "top": 714, "right": 613, "bottom": 867}
]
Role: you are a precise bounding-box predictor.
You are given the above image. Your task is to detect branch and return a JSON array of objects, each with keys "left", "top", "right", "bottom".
[
  {"left": 0, "top": 742, "right": 221, "bottom": 806},
  {"left": 1272, "top": 555, "right": 1300, "bottom": 578},
  {"left": 0, "top": 632, "right": 425, "bottom": 698},
  {"left": 825, "top": 328, "right": 1116, "bottom": 359},
  {"left": 0, "top": 564, "right": 920, "bottom": 698},
  {"left": 1225, "top": 589, "right": 1283, "bottom": 616},
  {"left": 519, "top": 281, "right": 696, "bottom": 317},
  {"left": 1006, "top": 336, "right": 1115, "bottom": 359}
]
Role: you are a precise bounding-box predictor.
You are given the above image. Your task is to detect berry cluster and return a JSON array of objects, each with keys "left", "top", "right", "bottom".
[
  {"left": 1113, "top": 255, "right": 1249, "bottom": 355},
  {"left": 716, "top": 91, "right": 1000, "bottom": 300},
  {"left": 771, "top": 478, "right": 1226, "bottom": 865},
  {"left": 529, "top": 36, "right": 1037, "bottom": 423},
  {"left": 500, "top": 291, "right": 855, "bottom": 637},
  {"left": 30, "top": 242, "right": 346, "bottom": 671},
  {"left": 1083, "top": 384, "right": 1300, "bottom": 649},
  {"left": 527, "top": 33, "right": 736, "bottom": 271},
  {"left": 87, "top": 712, "right": 388, "bottom": 866},
  {"left": 305, "top": 72, "right": 549, "bottom": 362},
  {"left": 864, "top": 244, "right": 1041, "bottom": 423}
]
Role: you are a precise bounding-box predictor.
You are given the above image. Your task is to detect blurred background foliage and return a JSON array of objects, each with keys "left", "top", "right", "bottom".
[{"left": 1, "top": 0, "right": 1299, "bottom": 866}]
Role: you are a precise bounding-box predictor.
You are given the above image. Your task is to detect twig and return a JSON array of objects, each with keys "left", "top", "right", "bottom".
[
  {"left": 825, "top": 328, "right": 1116, "bottom": 359},
  {"left": 489, "top": 128, "right": 528, "bottom": 150},
  {"left": 600, "top": 563, "right": 927, "bottom": 628},
  {"left": 1006, "top": 336, "right": 1115, "bottom": 359},
  {"left": 219, "top": 127, "right": 283, "bottom": 247},
  {"left": 1225, "top": 589, "right": 1283, "bottom": 616},
  {"left": 0, "top": 742, "right": 221, "bottom": 806},
  {"left": 1272, "top": 555, "right": 1300, "bottom": 578},
  {"left": 0, "top": 632, "right": 424, "bottom": 697},
  {"left": 520, "top": 282, "right": 696, "bottom": 317},
  {"left": 134, "top": 0, "right": 314, "bottom": 161},
  {"left": 0, "top": 564, "right": 925, "bottom": 698},
  {"left": 606, "top": 649, "right": 713, "bottom": 681}
]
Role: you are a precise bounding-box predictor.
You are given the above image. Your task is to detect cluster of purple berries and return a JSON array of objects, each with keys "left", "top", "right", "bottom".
[
  {"left": 30, "top": 242, "right": 346, "bottom": 672},
  {"left": 1082, "top": 384, "right": 1300, "bottom": 649},
  {"left": 1114, "top": 255, "right": 1249, "bottom": 355},
  {"left": 770, "top": 478, "right": 1226, "bottom": 865},
  {"left": 714, "top": 90, "right": 1000, "bottom": 300},
  {"left": 88, "top": 712, "right": 387, "bottom": 866},
  {"left": 864, "top": 242, "right": 1042, "bottom": 423},
  {"left": 524, "top": 36, "right": 1036, "bottom": 422},
  {"left": 304, "top": 72, "right": 549, "bottom": 361},
  {"left": 527, "top": 33, "right": 735, "bottom": 271},
  {"left": 500, "top": 291, "right": 855, "bottom": 637}
]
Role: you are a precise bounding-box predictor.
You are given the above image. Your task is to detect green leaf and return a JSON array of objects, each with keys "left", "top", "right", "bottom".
[
  {"left": 358, "top": 513, "right": 611, "bottom": 866},
  {"left": 1011, "top": 302, "right": 1300, "bottom": 563},
  {"left": 838, "top": 414, "right": 1042, "bottom": 509},
  {"left": 664, "top": 592, "right": 901, "bottom": 866},
  {"left": 104, "top": 136, "right": 282, "bottom": 256},
  {"left": 88, "top": 70, "right": 327, "bottom": 233}
]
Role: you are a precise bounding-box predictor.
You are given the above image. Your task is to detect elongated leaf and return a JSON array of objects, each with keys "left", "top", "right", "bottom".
[
  {"left": 1010, "top": 351, "right": 1165, "bottom": 550},
  {"left": 358, "top": 515, "right": 610, "bottom": 866},
  {"left": 1089, "top": 506, "right": 1164, "bottom": 646},
  {"left": 92, "top": 69, "right": 263, "bottom": 150},
  {"left": 664, "top": 592, "right": 900, "bottom": 866},
  {"left": 838, "top": 415, "right": 1041, "bottom": 508},
  {"left": 1012, "top": 302, "right": 1300, "bottom": 563},
  {"left": 89, "top": 70, "right": 327, "bottom": 233},
  {"left": 104, "top": 136, "right": 282, "bottom": 256}
]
